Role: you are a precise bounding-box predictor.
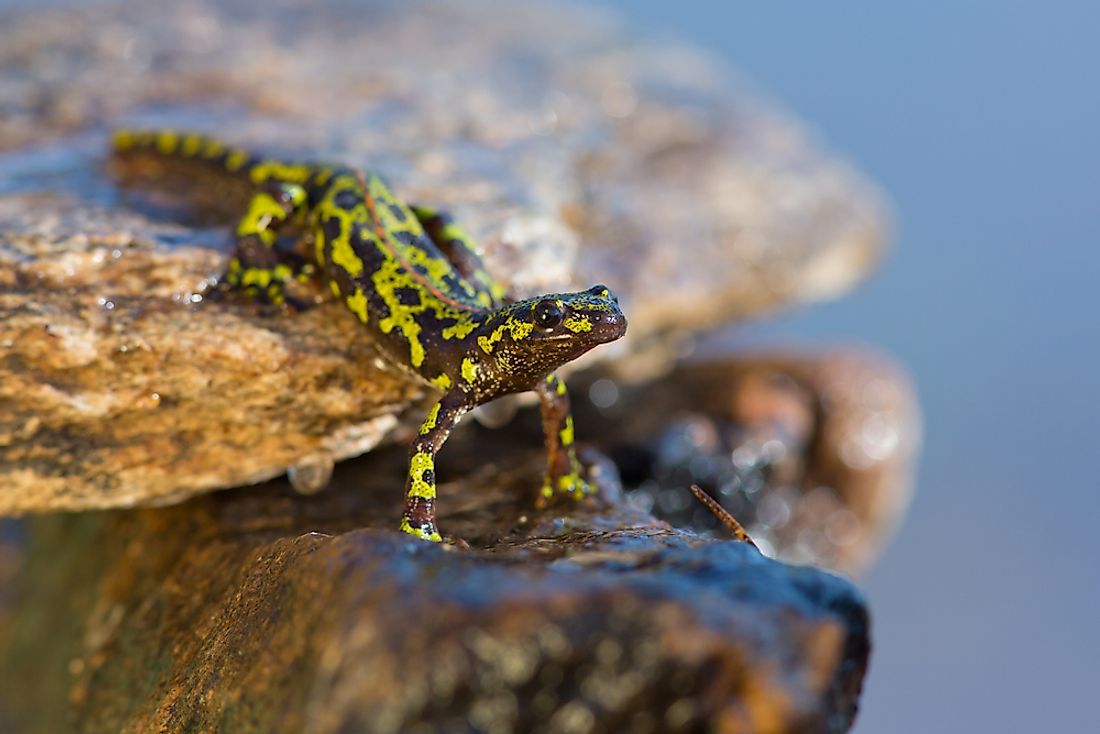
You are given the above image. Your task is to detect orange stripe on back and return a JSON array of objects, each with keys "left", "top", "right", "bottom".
[{"left": 357, "top": 171, "right": 481, "bottom": 313}]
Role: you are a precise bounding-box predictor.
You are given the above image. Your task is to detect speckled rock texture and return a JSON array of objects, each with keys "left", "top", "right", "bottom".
[
  {"left": 0, "top": 0, "right": 888, "bottom": 513},
  {"left": 0, "top": 443, "right": 869, "bottom": 734}
]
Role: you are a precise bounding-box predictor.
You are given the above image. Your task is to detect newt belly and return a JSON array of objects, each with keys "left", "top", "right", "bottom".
[{"left": 113, "top": 129, "right": 627, "bottom": 541}]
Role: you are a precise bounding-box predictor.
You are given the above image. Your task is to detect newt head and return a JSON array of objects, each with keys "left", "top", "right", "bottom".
[{"left": 472, "top": 284, "right": 627, "bottom": 390}]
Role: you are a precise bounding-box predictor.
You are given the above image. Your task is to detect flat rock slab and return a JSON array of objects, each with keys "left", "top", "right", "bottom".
[
  {"left": 0, "top": 445, "right": 869, "bottom": 734},
  {"left": 0, "top": 0, "right": 888, "bottom": 513}
]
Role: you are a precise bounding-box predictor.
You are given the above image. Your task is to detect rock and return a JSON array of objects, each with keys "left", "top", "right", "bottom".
[
  {"left": 0, "top": 195, "right": 419, "bottom": 513},
  {"left": 0, "top": 0, "right": 888, "bottom": 513},
  {"left": 0, "top": 442, "right": 869, "bottom": 734},
  {"left": 570, "top": 351, "right": 920, "bottom": 575}
]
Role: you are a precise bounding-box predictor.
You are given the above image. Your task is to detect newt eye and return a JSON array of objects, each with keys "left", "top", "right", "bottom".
[
  {"left": 589, "top": 284, "right": 617, "bottom": 303},
  {"left": 534, "top": 300, "right": 564, "bottom": 329}
]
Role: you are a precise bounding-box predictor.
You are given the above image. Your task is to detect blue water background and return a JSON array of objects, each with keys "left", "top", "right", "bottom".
[{"left": 594, "top": 2, "right": 1100, "bottom": 732}]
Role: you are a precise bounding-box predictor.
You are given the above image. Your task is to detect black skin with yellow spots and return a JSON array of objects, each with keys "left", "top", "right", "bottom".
[{"left": 113, "top": 130, "right": 627, "bottom": 542}]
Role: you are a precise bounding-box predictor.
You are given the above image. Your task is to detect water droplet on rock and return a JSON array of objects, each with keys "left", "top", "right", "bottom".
[{"left": 287, "top": 453, "right": 334, "bottom": 495}]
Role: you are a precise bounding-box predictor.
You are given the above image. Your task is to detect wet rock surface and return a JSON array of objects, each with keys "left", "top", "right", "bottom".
[
  {"left": 575, "top": 351, "right": 920, "bottom": 575},
  {"left": 0, "top": 0, "right": 888, "bottom": 513},
  {"left": 0, "top": 446, "right": 869, "bottom": 734}
]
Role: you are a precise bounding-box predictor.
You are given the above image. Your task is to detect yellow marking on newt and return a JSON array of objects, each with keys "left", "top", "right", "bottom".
[
  {"left": 225, "top": 149, "right": 249, "bottom": 171},
  {"left": 330, "top": 215, "right": 365, "bottom": 276},
  {"left": 420, "top": 403, "right": 442, "bottom": 435},
  {"left": 113, "top": 130, "right": 134, "bottom": 149},
  {"left": 236, "top": 193, "right": 286, "bottom": 240},
  {"left": 477, "top": 317, "right": 534, "bottom": 354},
  {"left": 156, "top": 132, "right": 178, "bottom": 155},
  {"left": 559, "top": 415, "right": 575, "bottom": 447},
  {"left": 240, "top": 268, "right": 272, "bottom": 288},
  {"left": 371, "top": 259, "right": 427, "bottom": 368},
  {"left": 510, "top": 320, "right": 534, "bottom": 340},
  {"left": 346, "top": 288, "right": 369, "bottom": 323},
  {"left": 408, "top": 451, "right": 436, "bottom": 498},
  {"left": 562, "top": 316, "right": 593, "bottom": 333},
  {"left": 181, "top": 135, "right": 202, "bottom": 157},
  {"left": 201, "top": 138, "right": 224, "bottom": 158},
  {"left": 399, "top": 517, "right": 442, "bottom": 543},
  {"left": 367, "top": 226, "right": 481, "bottom": 369},
  {"left": 460, "top": 357, "right": 479, "bottom": 384},
  {"left": 397, "top": 240, "right": 466, "bottom": 294},
  {"left": 558, "top": 471, "right": 584, "bottom": 496},
  {"left": 441, "top": 317, "right": 479, "bottom": 340},
  {"left": 315, "top": 230, "right": 328, "bottom": 266},
  {"left": 250, "top": 160, "right": 312, "bottom": 186},
  {"left": 431, "top": 373, "right": 453, "bottom": 390}
]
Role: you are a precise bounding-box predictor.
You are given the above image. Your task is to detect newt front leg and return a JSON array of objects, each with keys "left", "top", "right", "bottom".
[
  {"left": 400, "top": 390, "right": 471, "bottom": 542},
  {"left": 535, "top": 372, "right": 590, "bottom": 507}
]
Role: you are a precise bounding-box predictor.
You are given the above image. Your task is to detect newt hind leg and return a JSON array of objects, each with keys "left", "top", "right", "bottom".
[
  {"left": 535, "top": 373, "right": 592, "bottom": 507},
  {"left": 215, "top": 180, "right": 313, "bottom": 306}
]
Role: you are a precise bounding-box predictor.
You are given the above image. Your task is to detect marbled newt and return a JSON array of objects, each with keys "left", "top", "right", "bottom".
[{"left": 112, "top": 130, "right": 627, "bottom": 542}]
